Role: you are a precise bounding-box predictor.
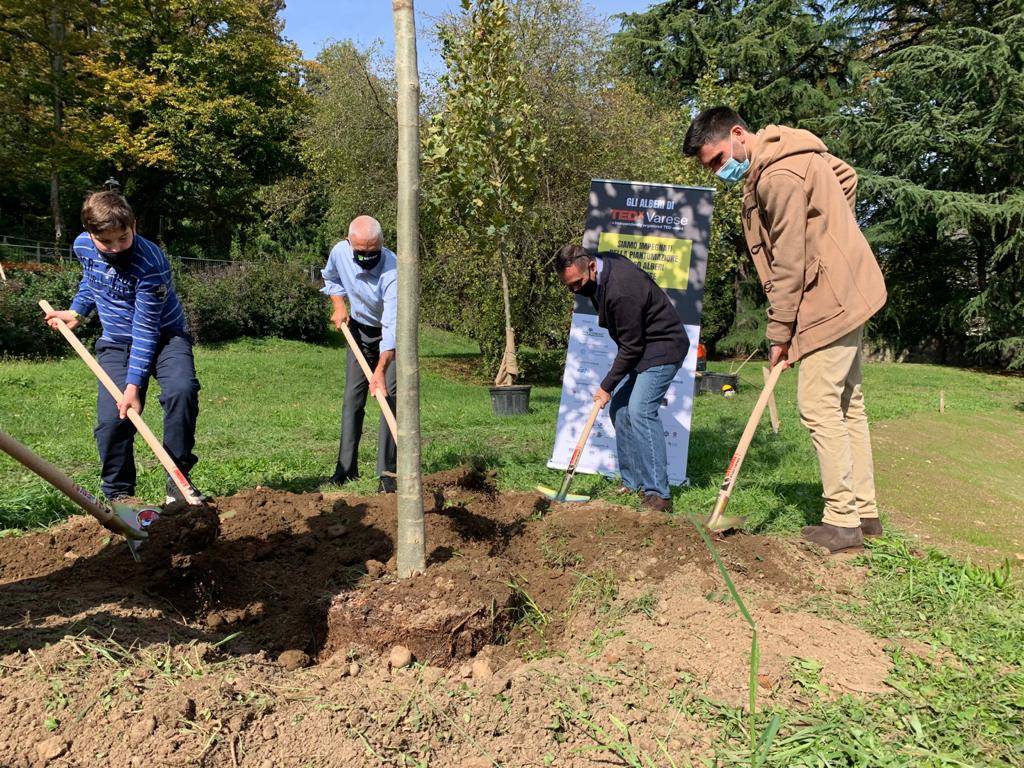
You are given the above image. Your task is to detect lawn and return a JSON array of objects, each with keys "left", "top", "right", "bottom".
[
  {"left": 3, "top": 326, "right": 1023, "bottom": 562},
  {"left": 2, "top": 329, "right": 1023, "bottom": 766}
]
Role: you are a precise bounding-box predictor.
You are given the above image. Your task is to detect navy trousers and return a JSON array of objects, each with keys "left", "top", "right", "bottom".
[{"left": 94, "top": 334, "right": 200, "bottom": 499}]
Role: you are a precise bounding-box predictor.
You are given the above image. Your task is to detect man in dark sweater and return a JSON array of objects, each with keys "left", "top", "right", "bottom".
[{"left": 554, "top": 244, "right": 689, "bottom": 512}]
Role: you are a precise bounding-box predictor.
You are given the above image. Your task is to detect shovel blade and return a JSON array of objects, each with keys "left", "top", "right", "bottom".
[
  {"left": 706, "top": 514, "right": 746, "bottom": 534},
  {"left": 535, "top": 485, "right": 591, "bottom": 503}
]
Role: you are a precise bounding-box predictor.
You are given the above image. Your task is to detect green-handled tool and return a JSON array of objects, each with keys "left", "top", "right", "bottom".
[{"left": 537, "top": 401, "right": 602, "bottom": 503}]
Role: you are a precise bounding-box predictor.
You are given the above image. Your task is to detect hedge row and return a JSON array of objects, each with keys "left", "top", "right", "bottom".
[{"left": 0, "top": 261, "right": 328, "bottom": 359}]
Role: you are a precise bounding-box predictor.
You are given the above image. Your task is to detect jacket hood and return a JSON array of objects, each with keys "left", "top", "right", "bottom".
[{"left": 746, "top": 125, "right": 828, "bottom": 191}]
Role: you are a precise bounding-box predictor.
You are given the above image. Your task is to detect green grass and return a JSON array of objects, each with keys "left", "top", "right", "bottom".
[
  {"left": 3, "top": 328, "right": 1024, "bottom": 538},
  {"left": 668, "top": 536, "right": 1024, "bottom": 767},
  {"left": 2, "top": 329, "right": 1023, "bottom": 765}
]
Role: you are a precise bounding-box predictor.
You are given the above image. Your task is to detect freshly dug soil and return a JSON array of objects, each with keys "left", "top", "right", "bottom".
[
  {"left": 0, "top": 467, "right": 893, "bottom": 768},
  {"left": 138, "top": 501, "right": 221, "bottom": 571}
]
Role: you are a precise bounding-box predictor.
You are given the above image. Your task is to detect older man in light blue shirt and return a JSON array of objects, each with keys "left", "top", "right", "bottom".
[{"left": 321, "top": 216, "right": 398, "bottom": 493}]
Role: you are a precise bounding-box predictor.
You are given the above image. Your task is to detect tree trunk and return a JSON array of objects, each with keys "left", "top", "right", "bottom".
[
  {"left": 49, "top": 3, "right": 66, "bottom": 245},
  {"left": 392, "top": 0, "right": 425, "bottom": 578},
  {"left": 494, "top": 261, "right": 520, "bottom": 386}
]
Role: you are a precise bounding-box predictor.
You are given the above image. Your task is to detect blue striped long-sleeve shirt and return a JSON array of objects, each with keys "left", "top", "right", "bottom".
[
  {"left": 321, "top": 240, "right": 398, "bottom": 352},
  {"left": 69, "top": 232, "right": 188, "bottom": 387}
]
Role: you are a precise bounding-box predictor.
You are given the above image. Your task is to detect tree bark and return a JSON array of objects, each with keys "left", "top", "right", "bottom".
[
  {"left": 49, "top": 2, "right": 65, "bottom": 245},
  {"left": 392, "top": 0, "right": 425, "bottom": 578}
]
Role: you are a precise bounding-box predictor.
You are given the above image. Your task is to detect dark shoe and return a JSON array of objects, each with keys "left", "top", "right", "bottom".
[
  {"left": 860, "top": 517, "right": 883, "bottom": 537},
  {"left": 801, "top": 523, "right": 864, "bottom": 553},
  {"left": 165, "top": 476, "right": 204, "bottom": 505},
  {"left": 641, "top": 494, "right": 672, "bottom": 513},
  {"left": 322, "top": 468, "right": 356, "bottom": 488},
  {"left": 378, "top": 476, "right": 397, "bottom": 494}
]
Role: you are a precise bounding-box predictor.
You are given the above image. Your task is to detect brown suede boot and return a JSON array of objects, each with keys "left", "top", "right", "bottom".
[
  {"left": 860, "top": 518, "right": 883, "bottom": 537},
  {"left": 641, "top": 495, "right": 672, "bottom": 513},
  {"left": 801, "top": 523, "right": 864, "bottom": 553}
]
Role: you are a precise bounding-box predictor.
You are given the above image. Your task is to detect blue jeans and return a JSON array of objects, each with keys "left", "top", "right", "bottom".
[
  {"left": 609, "top": 363, "right": 680, "bottom": 499},
  {"left": 94, "top": 334, "right": 200, "bottom": 499}
]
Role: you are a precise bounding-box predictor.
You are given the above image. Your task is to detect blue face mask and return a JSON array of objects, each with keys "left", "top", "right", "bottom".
[{"left": 715, "top": 140, "right": 750, "bottom": 184}]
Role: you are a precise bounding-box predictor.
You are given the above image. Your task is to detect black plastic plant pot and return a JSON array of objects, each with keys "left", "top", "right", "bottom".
[
  {"left": 696, "top": 371, "right": 739, "bottom": 395},
  {"left": 489, "top": 385, "right": 532, "bottom": 416}
]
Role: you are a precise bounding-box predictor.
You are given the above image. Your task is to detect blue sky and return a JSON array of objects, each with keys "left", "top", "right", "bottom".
[{"left": 280, "top": 0, "right": 655, "bottom": 78}]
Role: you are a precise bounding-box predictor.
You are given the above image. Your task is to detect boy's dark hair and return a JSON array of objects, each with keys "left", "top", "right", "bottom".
[
  {"left": 81, "top": 191, "right": 135, "bottom": 234},
  {"left": 682, "top": 107, "right": 749, "bottom": 157},
  {"left": 552, "top": 243, "right": 594, "bottom": 273}
]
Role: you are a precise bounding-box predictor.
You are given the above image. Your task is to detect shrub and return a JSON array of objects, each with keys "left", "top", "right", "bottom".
[
  {"left": 177, "top": 261, "right": 328, "bottom": 345},
  {"left": 1, "top": 260, "right": 328, "bottom": 359},
  {"left": 0, "top": 267, "right": 101, "bottom": 359}
]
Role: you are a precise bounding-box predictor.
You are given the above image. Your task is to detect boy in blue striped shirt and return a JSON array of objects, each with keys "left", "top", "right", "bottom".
[{"left": 44, "top": 191, "right": 201, "bottom": 503}]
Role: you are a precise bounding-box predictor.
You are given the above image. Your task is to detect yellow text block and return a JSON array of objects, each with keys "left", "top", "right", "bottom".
[{"left": 598, "top": 233, "right": 692, "bottom": 291}]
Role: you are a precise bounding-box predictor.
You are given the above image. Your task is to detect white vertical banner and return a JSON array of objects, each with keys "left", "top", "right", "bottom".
[{"left": 547, "top": 180, "right": 714, "bottom": 485}]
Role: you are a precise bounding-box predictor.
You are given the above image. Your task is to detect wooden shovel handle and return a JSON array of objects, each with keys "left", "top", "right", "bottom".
[
  {"left": 0, "top": 429, "right": 140, "bottom": 539},
  {"left": 39, "top": 300, "right": 202, "bottom": 505},
  {"left": 706, "top": 363, "right": 786, "bottom": 530},
  {"left": 567, "top": 401, "right": 603, "bottom": 472},
  {"left": 339, "top": 322, "right": 398, "bottom": 442}
]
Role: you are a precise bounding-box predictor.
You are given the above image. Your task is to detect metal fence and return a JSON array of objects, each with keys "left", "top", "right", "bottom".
[{"left": 0, "top": 234, "right": 321, "bottom": 282}]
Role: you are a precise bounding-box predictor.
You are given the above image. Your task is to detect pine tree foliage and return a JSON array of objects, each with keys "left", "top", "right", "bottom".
[
  {"left": 611, "top": 0, "right": 860, "bottom": 126},
  {"left": 829, "top": 0, "right": 1024, "bottom": 366}
]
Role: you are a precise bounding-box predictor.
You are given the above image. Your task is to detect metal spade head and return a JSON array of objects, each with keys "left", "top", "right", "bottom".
[{"left": 535, "top": 485, "right": 591, "bottom": 503}]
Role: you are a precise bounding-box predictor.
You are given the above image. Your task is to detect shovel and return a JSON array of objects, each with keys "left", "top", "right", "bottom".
[
  {"left": 39, "top": 300, "right": 204, "bottom": 505},
  {"left": 338, "top": 322, "right": 398, "bottom": 441},
  {"left": 706, "top": 363, "right": 785, "bottom": 533},
  {"left": 0, "top": 429, "right": 158, "bottom": 561},
  {"left": 537, "top": 401, "right": 602, "bottom": 503}
]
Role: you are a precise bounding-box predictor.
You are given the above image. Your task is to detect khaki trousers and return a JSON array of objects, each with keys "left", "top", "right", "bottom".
[{"left": 797, "top": 325, "right": 879, "bottom": 528}]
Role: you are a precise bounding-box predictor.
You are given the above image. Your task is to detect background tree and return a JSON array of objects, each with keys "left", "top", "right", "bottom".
[
  {"left": 826, "top": 0, "right": 1024, "bottom": 367},
  {"left": 301, "top": 42, "right": 398, "bottom": 243},
  {"left": 611, "top": 0, "right": 860, "bottom": 127},
  {"left": 423, "top": 0, "right": 546, "bottom": 381},
  {"left": 0, "top": 0, "right": 305, "bottom": 261}
]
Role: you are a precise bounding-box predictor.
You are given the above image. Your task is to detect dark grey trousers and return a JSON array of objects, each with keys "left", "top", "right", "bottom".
[{"left": 335, "top": 320, "right": 397, "bottom": 480}]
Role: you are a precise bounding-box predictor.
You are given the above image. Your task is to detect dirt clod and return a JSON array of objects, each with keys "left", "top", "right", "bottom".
[
  {"left": 140, "top": 502, "right": 220, "bottom": 570},
  {"left": 35, "top": 736, "right": 68, "bottom": 763},
  {"left": 128, "top": 716, "right": 157, "bottom": 746},
  {"left": 278, "top": 649, "right": 311, "bottom": 670},
  {"left": 389, "top": 644, "right": 413, "bottom": 669},
  {"left": 471, "top": 658, "right": 493, "bottom": 681}
]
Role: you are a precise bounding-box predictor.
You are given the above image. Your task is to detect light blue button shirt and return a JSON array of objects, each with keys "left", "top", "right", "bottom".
[{"left": 321, "top": 240, "right": 398, "bottom": 352}]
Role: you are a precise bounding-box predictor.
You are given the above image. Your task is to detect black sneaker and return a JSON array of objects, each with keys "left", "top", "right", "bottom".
[
  {"left": 378, "top": 476, "right": 397, "bottom": 494},
  {"left": 165, "top": 476, "right": 205, "bottom": 505}
]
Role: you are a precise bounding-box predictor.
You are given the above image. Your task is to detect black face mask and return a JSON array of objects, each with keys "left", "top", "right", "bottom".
[
  {"left": 98, "top": 240, "right": 135, "bottom": 271},
  {"left": 574, "top": 279, "right": 597, "bottom": 298},
  {"left": 353, "top": 248, "right": 382, "bottom": 271}
]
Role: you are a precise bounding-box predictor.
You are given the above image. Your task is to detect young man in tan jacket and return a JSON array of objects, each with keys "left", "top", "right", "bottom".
[{"left": 684, "top": 107, "right": 887, "bottom": 553}]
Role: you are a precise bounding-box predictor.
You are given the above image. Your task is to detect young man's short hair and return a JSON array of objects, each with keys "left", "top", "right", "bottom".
[
  {"left": 81, "top": 191, "right": 135, "bottom": 234},
  {"left": 552, "top": 244, "right": 593, "bottom": 273},
  {"left": 682, "top": 107, "right": 749, "bottom": 157}
]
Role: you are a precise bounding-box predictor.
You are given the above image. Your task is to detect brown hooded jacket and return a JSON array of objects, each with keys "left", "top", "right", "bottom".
[{"left": 741, "top": 125, "right": 887, "bottom": 361}]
